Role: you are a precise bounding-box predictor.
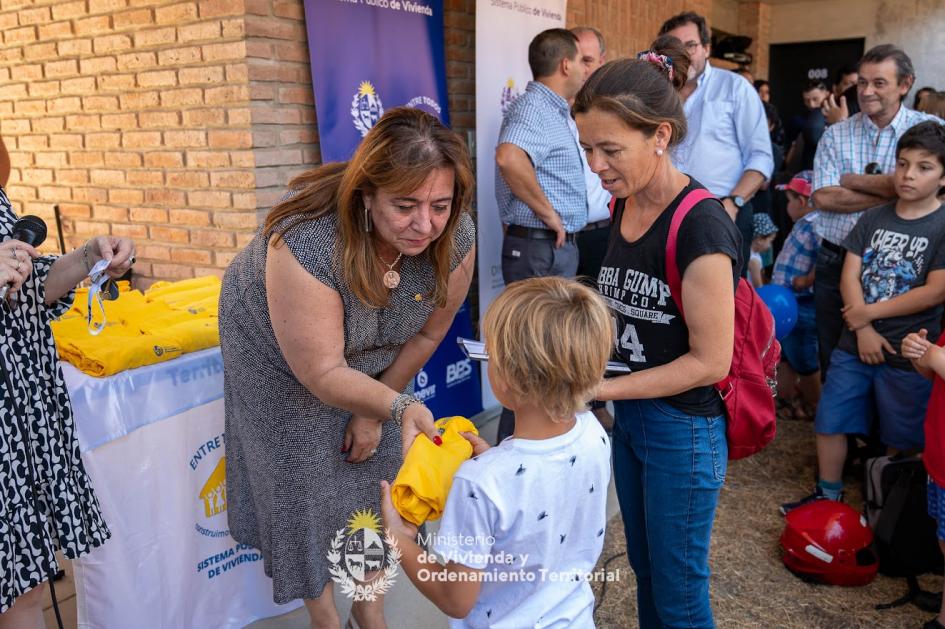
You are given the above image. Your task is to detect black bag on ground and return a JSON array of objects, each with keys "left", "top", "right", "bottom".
[{"left": 864, "top": 453, "right": 942, "bottom": 577}]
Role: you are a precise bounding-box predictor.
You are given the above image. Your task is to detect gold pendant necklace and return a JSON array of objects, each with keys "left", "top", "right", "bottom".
[{"left": 381, "top": 251, "right": 403, "bottom": 289}]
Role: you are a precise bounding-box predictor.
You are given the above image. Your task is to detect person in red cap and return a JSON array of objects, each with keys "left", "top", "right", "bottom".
[{"left": 772, "top": 170, "right": 821, "bottom": 419}]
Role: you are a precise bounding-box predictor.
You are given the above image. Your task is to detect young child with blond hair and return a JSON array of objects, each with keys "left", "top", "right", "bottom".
[{"left": 381, "top": 276, "right": 614, "bottom": 627}]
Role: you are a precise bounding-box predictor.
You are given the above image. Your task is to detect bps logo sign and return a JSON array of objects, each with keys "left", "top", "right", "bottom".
[{"left": 446, "top": 358, "right": 472, "bottom": 386}]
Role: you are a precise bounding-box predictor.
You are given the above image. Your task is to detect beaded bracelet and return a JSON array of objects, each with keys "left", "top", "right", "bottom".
[{"left": 390, "top": 393, "right": 424, "bottom": 426}]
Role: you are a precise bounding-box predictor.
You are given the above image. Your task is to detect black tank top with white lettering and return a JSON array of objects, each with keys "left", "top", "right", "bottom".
[{"left": 598, "top": 179, "right": 741, "bottom": 416}]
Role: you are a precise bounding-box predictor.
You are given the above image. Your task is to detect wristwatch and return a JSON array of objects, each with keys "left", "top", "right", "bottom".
[{"left": 723, "top": 195, "right": 746, "bottom": 209}]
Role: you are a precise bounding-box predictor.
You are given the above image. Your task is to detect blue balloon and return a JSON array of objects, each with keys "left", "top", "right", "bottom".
[{"left": 756, "top": 284, "right": 798, "bottom": 340}]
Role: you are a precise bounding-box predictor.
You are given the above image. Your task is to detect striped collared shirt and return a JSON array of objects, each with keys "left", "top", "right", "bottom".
[
  {"left": 495, "top": 81, "right": 587, "bottom": 233},
  {"left": 812, "top": 106, "right": 942, "bottom": 246}
]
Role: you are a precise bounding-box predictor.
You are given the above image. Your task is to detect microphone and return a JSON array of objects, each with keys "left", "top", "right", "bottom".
[{"left": 1, "top": 215, "right": 47, "bottom": 300}]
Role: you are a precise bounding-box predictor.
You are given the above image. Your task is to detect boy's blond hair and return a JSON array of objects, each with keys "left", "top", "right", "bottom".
[{"left": 483, "top": 277, "right": 614, "bottom": 420}]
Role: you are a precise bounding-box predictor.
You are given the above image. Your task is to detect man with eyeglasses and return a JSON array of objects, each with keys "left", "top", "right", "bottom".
[
  {"left": 811, "top": 44, "right": 943, "bottom": 373},
  {"left": 658, "top": 11, "right": 774, "bottom": 274}
]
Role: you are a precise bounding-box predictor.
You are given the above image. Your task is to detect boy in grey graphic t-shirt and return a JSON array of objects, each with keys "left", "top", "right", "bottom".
[{"left": 781, "top": 120, "right": 945, "bottom": 515}]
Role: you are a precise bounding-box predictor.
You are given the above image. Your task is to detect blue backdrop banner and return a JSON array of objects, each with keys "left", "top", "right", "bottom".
[
  {"left": 413, "top": 301, "right": 483, "bottom": 421},
  {"left": 303, "top": 0, "right": 450, "bottom": 163}
]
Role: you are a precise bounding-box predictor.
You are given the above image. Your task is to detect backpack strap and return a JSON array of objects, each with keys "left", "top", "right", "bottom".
[
  {"left": 874, "top": 462, "right": 919, "bottom": 544},
  {"left": 664, "top": 188, "right": 717, "bottom": 321}
]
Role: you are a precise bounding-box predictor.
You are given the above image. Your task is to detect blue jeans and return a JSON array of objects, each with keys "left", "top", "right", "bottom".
[{"left": 612, "top": 398, "right": 727, "bottom": 629}]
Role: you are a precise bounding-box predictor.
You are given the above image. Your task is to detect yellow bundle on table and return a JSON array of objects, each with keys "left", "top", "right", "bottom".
[
  {"left": 52, "top": 276, "right": 222, "bottom": 377},
  {"left": 391, "top": 416, "right": 479, "bottom": 526}
]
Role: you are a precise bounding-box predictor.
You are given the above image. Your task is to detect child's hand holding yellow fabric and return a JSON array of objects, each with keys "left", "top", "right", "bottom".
[{"left": 391, "top": 416, "right": 479, "bottom": 526}]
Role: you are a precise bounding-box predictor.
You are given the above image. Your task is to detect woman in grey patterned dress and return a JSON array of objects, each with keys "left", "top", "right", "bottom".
[
  {"left": 219, "top": 108, "right": 476, "bottom": 628},
  {"left": 0, "top": 188, "right": 135, "bottom": 624}
]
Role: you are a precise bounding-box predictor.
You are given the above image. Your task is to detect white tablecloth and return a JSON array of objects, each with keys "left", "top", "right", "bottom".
[{"left": 65, "top": 349, "right": 302, "bottom": 628}]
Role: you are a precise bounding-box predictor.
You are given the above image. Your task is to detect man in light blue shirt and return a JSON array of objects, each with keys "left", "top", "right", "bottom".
[{"left": 659, "top": 12, "right": 774, "bottom": 270}]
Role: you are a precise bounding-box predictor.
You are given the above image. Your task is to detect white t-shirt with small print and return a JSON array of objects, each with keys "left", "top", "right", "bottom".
[{"left": 432, "top": 411, "right": 611, "bottom": 628}]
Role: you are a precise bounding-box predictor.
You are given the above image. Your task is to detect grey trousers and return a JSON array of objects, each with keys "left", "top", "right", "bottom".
[{"left": 500, "top": 234, "right": 579, "bottom": 284}]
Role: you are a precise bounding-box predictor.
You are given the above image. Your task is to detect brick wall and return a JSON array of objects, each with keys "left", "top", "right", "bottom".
[
  {"left": 567, "top": 0, "right": 714, "bottom": 60},
  {"left": 738, "top": 1, "right": 771, "bottom": 80},
  {"left": 0, "top": 0, "right": 257, "bottom": 286},
  {"left": 243, "top": 0, "right": 317, "bottom": 262}
]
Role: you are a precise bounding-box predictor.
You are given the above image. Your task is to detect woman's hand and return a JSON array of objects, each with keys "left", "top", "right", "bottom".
[
  {"left": 400, "top": 402, "right": 439, "bottom": 456},
  {"left": 89, "top": 236, "right": 135, "bottom": 278},
  {"left": 343, "top": 416, "right": 383, "bottom": 463},
  {"left": 856, "top": 325, "right": 895, "bottom": 364},
  {"left": 379, "top": 480, "right": 418, "bottom": 538},
  {"left": 0, "top": 239, "right": 38, "bottom": 297}
]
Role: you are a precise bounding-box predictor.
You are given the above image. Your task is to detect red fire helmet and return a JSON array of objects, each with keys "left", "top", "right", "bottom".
[{"left": 780, "top": 500, "right": 878, "bottom": 586}]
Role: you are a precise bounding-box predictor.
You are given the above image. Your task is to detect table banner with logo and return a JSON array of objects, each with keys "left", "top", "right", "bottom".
[
  {"left": 474, "top": 0, "right": 565, "bottom": 407},
  {"left": 412, "top": 300, "right": 482, "bottom": 420},
  {"left": 66, "top": 349, "right": 301, "bottom": 628},
  {"left": 302, "top": 0, "right": 449, "bottom": 163}
]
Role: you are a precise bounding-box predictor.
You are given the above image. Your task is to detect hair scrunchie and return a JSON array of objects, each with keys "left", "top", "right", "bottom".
[{"left": 636, "top": 50, "right": 675, "bottom": 82}]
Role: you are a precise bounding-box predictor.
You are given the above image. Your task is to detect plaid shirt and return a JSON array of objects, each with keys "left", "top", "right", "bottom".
[
  {"left": 812, "top": 106, "right": 942, "bottom": 246},
  {"left": 495, "top": 81, "right": 587, "bottom": 232},
  {"left": 772, "top": 212, "right": 820, "bottom": 296}
]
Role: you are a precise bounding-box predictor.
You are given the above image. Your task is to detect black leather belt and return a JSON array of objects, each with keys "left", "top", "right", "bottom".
[
  {"left": 581, "top": 219, "right": 611, "bottom": 232},
  {"left": 821, "top": 239, "right": 845, "bottom": 255},
  {"left": 506, "top": 224, "right": 576, "bottom": 242}
]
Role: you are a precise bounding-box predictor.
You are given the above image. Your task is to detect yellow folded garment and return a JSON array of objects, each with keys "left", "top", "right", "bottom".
[
  {"left": 162, "top": 319, "right": 220, "bottom": 354},
  {"left": 68, "top": 287, "right": 145, "bottom": 318},
  {"left": 52, "top": 317, "right": 183, "bottom": 377},
  {"left": 131, "top": 300, "right": 214, "bottom": 333},
  {"left": 169, "top": 292, "right": 219, "bottom": 316},
  {"left": 147, "top": 286, "right": 219, "bottom": 309},
  {"left": 392, "top": 416, "right": 479, "bottom": 526},
  {"left": 52, "top": 277, "right": 223, "bottom": 376},
  {"left": 146, "top": 275, "right": 220, "bottom": 300}
]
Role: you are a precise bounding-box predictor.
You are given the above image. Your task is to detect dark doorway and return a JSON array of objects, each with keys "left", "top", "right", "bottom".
[{"left": 769, "top": 38, "right": 865, "bottom": 146}]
